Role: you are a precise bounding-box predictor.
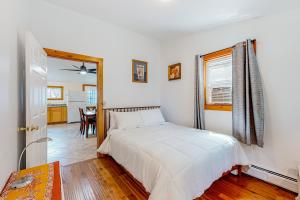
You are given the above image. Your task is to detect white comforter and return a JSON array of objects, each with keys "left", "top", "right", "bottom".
[{"left": 98, "top": 123, "right": 248, "bottom": 200}]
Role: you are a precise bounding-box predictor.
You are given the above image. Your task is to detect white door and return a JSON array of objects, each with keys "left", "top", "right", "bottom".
[{"left": 25, "top": 32, "right": 48, "bottom": 168}]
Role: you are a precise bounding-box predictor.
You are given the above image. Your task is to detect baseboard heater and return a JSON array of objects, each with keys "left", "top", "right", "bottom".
[{"left": 251, "top": 165, "right": 298, "bottom": 182}]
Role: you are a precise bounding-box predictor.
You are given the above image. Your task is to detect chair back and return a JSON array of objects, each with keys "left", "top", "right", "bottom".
[
  {"left": 79, "top": 108, "right": 85, "bottom": 122},
  {"left": 86, "top": 106, "right": 96, "bottom": 111}
]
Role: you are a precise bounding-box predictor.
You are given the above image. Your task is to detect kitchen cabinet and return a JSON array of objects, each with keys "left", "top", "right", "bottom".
[{"left": 48, "top": 106, "right": 67, "bottom": 124}]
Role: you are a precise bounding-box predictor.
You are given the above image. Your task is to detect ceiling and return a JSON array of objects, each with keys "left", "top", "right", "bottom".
[
  {"left": 43, "top": 0, "right": 300, "bottom": 40},
  {"left": 47, "top": 57, "right": 97, "bottom": 84}
]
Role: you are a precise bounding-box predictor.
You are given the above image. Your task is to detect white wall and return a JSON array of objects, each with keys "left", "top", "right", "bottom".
[
  {"left": 47, "top": 81, "right": 85, "bottom": 105},
  {"left": 47, "top": 57, "right": 97, "bottom": 85},
  {"left": 0, "top": 0, "right": 25, "bottom": 189},
  {"left": 161, "top": 8, "right": 300, "bottom": 185},
  {"left": 25, "top": 0, "right": 161, "bottom": 108}
]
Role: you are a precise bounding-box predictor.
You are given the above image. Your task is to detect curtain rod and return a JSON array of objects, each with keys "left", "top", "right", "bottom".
[{"left": 199, "top": 39, "right": 256, "bottom": 58}]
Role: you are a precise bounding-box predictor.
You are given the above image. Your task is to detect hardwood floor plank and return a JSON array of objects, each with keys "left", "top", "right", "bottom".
[
  {"left": 207, "top": 179, "right": 269, "bottom": 200},
  {"left": 62, "top": 165, "right": 87, "bottom": 200},
  {"left": 62, "top": 158, "right": 297, "bottom": 200},
  {"left": 223, "top": 174, "right": 296, "bottom": 199}
]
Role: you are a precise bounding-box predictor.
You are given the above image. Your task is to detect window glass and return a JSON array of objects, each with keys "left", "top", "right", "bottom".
[
  {"left": 47, "top": 86, "right": 63, "bottom": 100},
  {"left": 206, "top": 55, "right": 232, "bottom": 105},
  {"left": 83, "top": 85, "right": 97, "bottom": 105}
]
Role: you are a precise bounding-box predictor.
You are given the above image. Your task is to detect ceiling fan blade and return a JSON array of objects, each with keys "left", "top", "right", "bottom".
[
  {"left": 72, "top": 65, "right": 81, "bottom": 69},
  {"left": 87, "top": 69, "right": 97, "bottom": 72},
  {"left": 60, "top": 69, "right": 80, "bottom": 71},
  {"left": 88, "top": 72, "right": 96, "bottom": 74}
]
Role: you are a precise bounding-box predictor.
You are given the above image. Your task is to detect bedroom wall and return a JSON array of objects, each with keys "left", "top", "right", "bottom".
[
  {"left": 24, "top": 0, "right": 161, "bottom": 108},
  {"left": 161, "top": 8, "right": 300, "bottom": 188},
  {"left": 0, "top": 0, "right": 25, "bottom": 189}
]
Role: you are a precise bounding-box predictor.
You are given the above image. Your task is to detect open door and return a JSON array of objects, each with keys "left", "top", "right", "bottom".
[{"left": 25, "top": 32, "right": 48, "bottom": 168}]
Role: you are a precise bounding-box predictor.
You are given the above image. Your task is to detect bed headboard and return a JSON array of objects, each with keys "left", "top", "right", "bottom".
[{"left": 103, "top": 106, "right": 160, "bottom": 138}]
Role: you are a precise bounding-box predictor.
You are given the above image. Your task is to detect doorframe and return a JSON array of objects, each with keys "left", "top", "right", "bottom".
[{"left": 44, "top": 48, "right": 104, "bottom": 158}]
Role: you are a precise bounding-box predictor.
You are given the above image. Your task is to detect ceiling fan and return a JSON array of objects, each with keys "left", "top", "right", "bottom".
[{"left": 60, "top": 62, "right": 96, "bottom": 75}]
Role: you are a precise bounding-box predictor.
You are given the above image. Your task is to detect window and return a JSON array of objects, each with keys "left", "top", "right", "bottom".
[
  {"left": 203, "top": 48, "right": 233, "bottom": 111},
  {"left": 203, "top": 40, "right": 256, "bottom": 111},
  {"left": 82, "top": 84, "right": 97, "bottom": 105},
  {"left": 47, "top": 86, "right": 64, "bottom": 100}
]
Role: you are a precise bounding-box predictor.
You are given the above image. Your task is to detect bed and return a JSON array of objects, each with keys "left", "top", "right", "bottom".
[{"left": 98, "top": 106, "right": 248, "bottom": 200}]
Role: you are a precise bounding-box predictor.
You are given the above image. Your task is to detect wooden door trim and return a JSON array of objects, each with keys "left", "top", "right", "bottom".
[{"left": 44, "top": 48, "right": 104, "bottom": 158}]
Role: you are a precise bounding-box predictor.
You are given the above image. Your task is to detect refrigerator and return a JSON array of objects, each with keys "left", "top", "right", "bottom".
[{"left": 67, "top": 91, "right": 87, "bottom": 123}]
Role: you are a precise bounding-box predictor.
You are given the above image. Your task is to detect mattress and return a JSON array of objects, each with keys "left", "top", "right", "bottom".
[{"left": 98, "top": 122, "right": 248, "bottom": 200}]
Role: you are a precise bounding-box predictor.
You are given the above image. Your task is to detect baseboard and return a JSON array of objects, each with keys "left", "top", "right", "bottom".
[{"left": 245, "top": 165, "right": 298, "bottom": 193}]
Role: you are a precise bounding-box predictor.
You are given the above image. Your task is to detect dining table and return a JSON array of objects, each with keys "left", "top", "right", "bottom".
[{"left": 84, "top": 110, "right": 96, "bottom": 138}]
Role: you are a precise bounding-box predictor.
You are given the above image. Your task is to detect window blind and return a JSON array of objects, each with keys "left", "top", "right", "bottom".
[{"left": 206, "top": 55, "right": 232, "bottom": 104}]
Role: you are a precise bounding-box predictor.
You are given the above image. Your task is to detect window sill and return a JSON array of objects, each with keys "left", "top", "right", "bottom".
[
  {"left": 48, "top": 98, "right": 64, "bottom": 101},
  {"left": 204, "top": 104, "right": 232, "bottom": 111}
]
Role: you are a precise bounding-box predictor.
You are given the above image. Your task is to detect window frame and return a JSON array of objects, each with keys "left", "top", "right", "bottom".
[
  {"left": 203, "top": 48, "right": 233, "bottom": 111},
  {"left": 82, "top": 84, "right": 97, "bottom": 105},
  {"left": 47, "top": 85, "right": 64, "bottom": 100},
  {"left": 82, "top": 84, "right": 97, "bottom": 92}
]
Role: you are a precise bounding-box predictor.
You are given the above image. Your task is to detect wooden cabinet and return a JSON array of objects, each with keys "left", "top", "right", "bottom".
[
  {"left": 48, "top": 106, "right": 67, "bottom": 124},
  {"left": 61, "top": 107, "right": 67, "bottom": 122}
]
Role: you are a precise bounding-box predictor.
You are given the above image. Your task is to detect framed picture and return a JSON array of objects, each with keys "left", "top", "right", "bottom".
[
  {"left": 168, "top": 63, "right": 181, "bottom": 81},
  {"left": 132, "top": 59, "right": 148, "bottom": 83}
]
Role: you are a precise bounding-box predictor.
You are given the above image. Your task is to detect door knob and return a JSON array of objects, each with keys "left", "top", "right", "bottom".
[
  {"left": 18, "top": 126, "right": 39, "bottom": 132},
  {"left": 18, "top": 127, "right": 29, "bottom": 132}
]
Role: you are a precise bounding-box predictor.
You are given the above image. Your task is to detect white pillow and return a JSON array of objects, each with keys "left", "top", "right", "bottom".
[
  {"left": 113, "top": 111, "right": 143, "bottom": 129},
  {"left": 139, "top": 109, "right": 165, "bottom": 126},
  {"left": 109, "top": 111, "right": 117, "bottom": 130}
]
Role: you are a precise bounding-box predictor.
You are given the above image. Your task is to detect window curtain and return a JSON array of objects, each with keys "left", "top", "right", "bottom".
[
  {"left": 232, "top": 39, "right": 264, "bottom": 147},
  {"left": 194, "top": 55, "right": 205, "bottom": 129}
]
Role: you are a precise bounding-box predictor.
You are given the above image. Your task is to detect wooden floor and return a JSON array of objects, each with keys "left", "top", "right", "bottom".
[{"left": 62, "top": 157, "right": 297, "bottom": 200}]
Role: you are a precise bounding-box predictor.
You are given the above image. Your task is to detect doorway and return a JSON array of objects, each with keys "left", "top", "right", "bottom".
[{"left": 44, "top": 48, "right": 104, "bottom": 165}]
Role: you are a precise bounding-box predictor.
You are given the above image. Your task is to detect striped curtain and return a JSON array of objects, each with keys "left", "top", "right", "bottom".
[
  {"left": 232, "top": 39, "right": 264, "bottom": 147},
  {"left": 194, "top": 55, "right": 205, "bottom": 130}
]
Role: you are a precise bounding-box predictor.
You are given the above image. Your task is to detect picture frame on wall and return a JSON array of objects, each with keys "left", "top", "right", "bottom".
[
  {"left": 132, "top": 59, "right": 148, "bottom": 83},
  {"left": 168, "top": 63, "right": 181, "bottom": 81}
]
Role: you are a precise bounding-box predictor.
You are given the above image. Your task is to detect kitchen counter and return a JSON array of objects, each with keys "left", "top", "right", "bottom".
[{"left": 48, "top": 104, "right": 67, "bottom": 108}]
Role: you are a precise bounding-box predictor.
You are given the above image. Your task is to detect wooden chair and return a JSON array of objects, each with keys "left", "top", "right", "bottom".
[
  {"left": 85, "top": 114, "right": 96, "bottom": 138},
  {"left": 92, "top": 116, "right": 96, "bottom": 135},
  {"left": 86, "top": 106, "right": 96, "bottom": 111},
  {"left": 79, "top": 108, "right": 86, "bottom": 135}
]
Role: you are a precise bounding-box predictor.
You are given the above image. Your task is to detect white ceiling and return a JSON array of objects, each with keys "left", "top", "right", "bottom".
[
  {"left": 47, "top": 57, "right": 97, "bottom": 84},
  {"left": 43, "top": 0, "right": 299, "bottom": 40}
]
